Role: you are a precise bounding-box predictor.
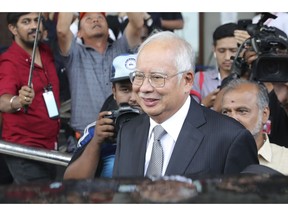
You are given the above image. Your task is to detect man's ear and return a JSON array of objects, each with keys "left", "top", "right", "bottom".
[
  {"left": 212, "top": 46, "right": 217, "bottom": 58},
  {"left": 183, "top": 70, "right": 194, "bottom": 93},
  {"left": 77, "top": 31, "right": 82, "bottom": 39},
  {"left": 262, "top": 106, "right": 270, "bottom": 125},
  {"left": 112, "top": 85, "right": 116, "bottom": 100},
  {"left": 185, "top": 71, "right": 194, "bottom": 84},
  {"left": 8, "top": 24, "right": 17, "bottom": 36}
]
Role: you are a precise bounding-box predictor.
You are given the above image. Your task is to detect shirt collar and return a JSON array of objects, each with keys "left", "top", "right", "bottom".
[
  {"left": 258, "top": 133, "right": 272, "bottom": 162},
  {"left": 149, "top": 96, "right": 191, "bottom": 142}
]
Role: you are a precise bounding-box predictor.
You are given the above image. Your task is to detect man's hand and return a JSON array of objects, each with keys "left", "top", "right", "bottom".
[
  {"left": 201, "top": 88, "right": 220, "bottom": 108},
  {"left": 273, "top": 82, "right": 288, "bottom": 116},
  {"left": 273, "top": 82, "right": 288, "bottom": 105},
  {"left": 234, "top": 30, "right": 251, "bottom": 45},
  {"left": 93, "top": 111, "right": 115, "bottom": 145},
  {"left": 18, "top": 85, "right": 35, "bottom": 106}
]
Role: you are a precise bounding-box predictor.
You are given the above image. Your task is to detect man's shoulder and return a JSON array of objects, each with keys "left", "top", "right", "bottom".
[
  {"left": 0, "top": 46, "right": 28, "bottom": 67},
  {"left": 111, "top": 34, "right": 129, "bottom": 49},
  {"left": 202, "top": 68, "right": 219, "bottom": 77},
  {"left": 194, "top": 67, "right": 218, "bottom": 78},
  {"left": 0, "top": 46, "right": 8, "bottom": 54},
  {"left": 78, "top": 121, "right": 97, "bottom": 147},
  {"left": 270, "top": 142, "right": 288, "bottom": 152},
  {"left": 0, "top": 43, "right": 18, "bottom": 59},
  {"left": 121, "top": 113, "right": 148, "bottom": 130}
]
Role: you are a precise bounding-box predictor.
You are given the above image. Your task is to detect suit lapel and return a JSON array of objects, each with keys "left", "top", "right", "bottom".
[
  {"left": 165, "top": 98, "right": 206, "bottom": 175},
  {"left": 130, "top": 114, "right": 150, "bottom": 175}
]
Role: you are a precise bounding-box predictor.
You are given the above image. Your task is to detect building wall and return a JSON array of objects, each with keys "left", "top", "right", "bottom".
[{"left": 0, "top": 13, "right": 12, "bottom": 48}]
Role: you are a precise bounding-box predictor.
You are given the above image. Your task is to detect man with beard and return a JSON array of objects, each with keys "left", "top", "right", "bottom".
[
  {"left": 191, "top": 22, "right": 238, "bottom": 109},
  {"left": 0, "top": 13, "right": 60, "bottom": 184},
  {"left": 63, "top": 54, "right": 143, "bottom": 179},
  {"left": 221, "top": 79, "right": 288, "bottom": 175}
]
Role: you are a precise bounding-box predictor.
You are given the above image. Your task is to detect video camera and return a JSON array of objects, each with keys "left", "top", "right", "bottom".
[
  {"left": 232, "top": 12, "right": 288, "bottom": 82},
  {"left": 105, "top": 102, "right": 141, "bottom": 137}
]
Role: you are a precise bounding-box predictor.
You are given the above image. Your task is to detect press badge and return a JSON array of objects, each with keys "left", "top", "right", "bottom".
[{"left": 43, "top": 90, "right": 59, "bottom": 119}]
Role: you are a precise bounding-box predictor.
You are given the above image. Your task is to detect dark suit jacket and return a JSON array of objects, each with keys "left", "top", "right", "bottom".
[{"left": 113, "top": 97, "right": 259, "bottom": 178}]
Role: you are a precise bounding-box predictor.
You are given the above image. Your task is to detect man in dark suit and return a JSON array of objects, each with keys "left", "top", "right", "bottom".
[{"left": 113, "top": 31, "right": 259, "bottom": 179}]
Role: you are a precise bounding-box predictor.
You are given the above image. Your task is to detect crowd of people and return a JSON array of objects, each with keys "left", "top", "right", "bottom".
[{"left": 0, "top": 12, "right": 288, "bottom": 186}]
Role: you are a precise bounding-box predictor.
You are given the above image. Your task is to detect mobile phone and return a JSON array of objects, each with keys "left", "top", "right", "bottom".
[{"left": 237, "top": 19, "right": 252, "bottom": 30}]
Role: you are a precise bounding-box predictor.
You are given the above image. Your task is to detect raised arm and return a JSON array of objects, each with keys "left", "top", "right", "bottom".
[
  {"left": 56, "top": 12, "right": 75, "bottom": 56},
  {"left": 125, "top": 12, "right": 145, "bottom": 49}
]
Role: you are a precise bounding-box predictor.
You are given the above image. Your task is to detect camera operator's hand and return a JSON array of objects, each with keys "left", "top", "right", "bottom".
[
  {"left": 243, "top": 49, "right": 258, "bottom": 65},
  {"left": 234, "top": 29, "right": 259, "bottom": 68},
  {"left": 91, "top": 111, "right": 115, "bottom": 146},
  {"left": 234, "top": 30, "right": 251, "bottom": 45},
  {"left": 201, "top": 88, "right": 220, "bottom": 108}
]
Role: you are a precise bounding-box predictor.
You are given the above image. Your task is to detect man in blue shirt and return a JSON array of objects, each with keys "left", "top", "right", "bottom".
[{"left": 57, "top": 12, "right": 145, "bottom": 135}]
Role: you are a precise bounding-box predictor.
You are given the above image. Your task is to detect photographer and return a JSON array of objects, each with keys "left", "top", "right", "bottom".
[
  {"left": 239, "top": 58, "right": 288, "bottom": 148},
  {"left": 231, "top": 13, "right": 288, "bottom": 148},
  {"left": 63, "top": 54, "right": 142, "bottom": 180},
  {"left": 190, "top": 23, "right": 238, "bottom": 108}
]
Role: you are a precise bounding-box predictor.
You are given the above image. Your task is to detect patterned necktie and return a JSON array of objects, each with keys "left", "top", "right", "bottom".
[{"left": 146, "top": 125, "right": 167, "bottom": 177}]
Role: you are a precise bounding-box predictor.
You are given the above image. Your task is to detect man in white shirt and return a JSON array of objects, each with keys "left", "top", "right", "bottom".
[{"left": 221, "top": 78, "right": 288, "bottom": 175}]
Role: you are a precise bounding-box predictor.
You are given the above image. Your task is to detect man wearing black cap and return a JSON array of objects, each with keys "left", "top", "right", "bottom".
[
  {"left": 63, "top": 53, "right": 142, "bottom": 179},
  {"left": 0, "top": 13, "right": 60, "bottom": 184}
]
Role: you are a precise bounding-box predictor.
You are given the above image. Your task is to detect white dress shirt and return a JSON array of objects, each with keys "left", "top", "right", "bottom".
[
  {"left": 258, "top": 133, "right": 288, "bottom": 175},
  {"left": 144, "top": 96, "right": 191, "bottom": 176}
]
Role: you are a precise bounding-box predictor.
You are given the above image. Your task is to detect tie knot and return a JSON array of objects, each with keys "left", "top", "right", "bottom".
[{"left": 154, "top": 125, "right": 166, "bottom": 141}]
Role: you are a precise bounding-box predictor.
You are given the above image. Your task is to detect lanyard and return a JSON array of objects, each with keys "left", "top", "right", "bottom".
[{"left": 31, "top": 54, "right": 52, "bottom": 92}]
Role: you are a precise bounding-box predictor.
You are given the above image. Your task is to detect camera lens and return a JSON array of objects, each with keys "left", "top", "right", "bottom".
[{"left": 254, "top": 55, "right": 288, "bottom": 82}]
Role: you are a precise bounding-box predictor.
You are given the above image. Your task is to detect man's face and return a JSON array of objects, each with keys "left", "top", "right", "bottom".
[
  {"left": 9, "top": 13, "right": 43, "bottom": 48},
  {"left": 133, "top": 40, "right": 193, "bottom": 123},
  {"left": 78, "top": 12, "right": 109, "bottom": 40},
  {"left": 214, "top": 37, "right": 238, "bottom": 75},
  {"left": 221, "top": 84, "right": 266, "bottom": 137},
  {"left": 112, "top": 79, "right": 141, "bottom": 111}
]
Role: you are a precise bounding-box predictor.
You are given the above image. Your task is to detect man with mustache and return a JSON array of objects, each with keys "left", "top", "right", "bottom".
[
  {"left": 0, "top": 13, "right": 60, "bottom": 184},
  {"left": 56, "top": 12, "right": 145, "bottom": 138},
  {"left": 221, "top": 79, "right": 288, "bottom": 175},
  {"left": 63, "top": 54, "right": 142, "bottom": 179}
]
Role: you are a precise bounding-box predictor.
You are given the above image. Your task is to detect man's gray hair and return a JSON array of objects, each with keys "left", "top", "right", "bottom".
[
  {"left": 137, "top": 31, "right": 195, "bottom": 76},
  {"left": 222, "top": 78, "right": 269, "bottom": 111}
]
